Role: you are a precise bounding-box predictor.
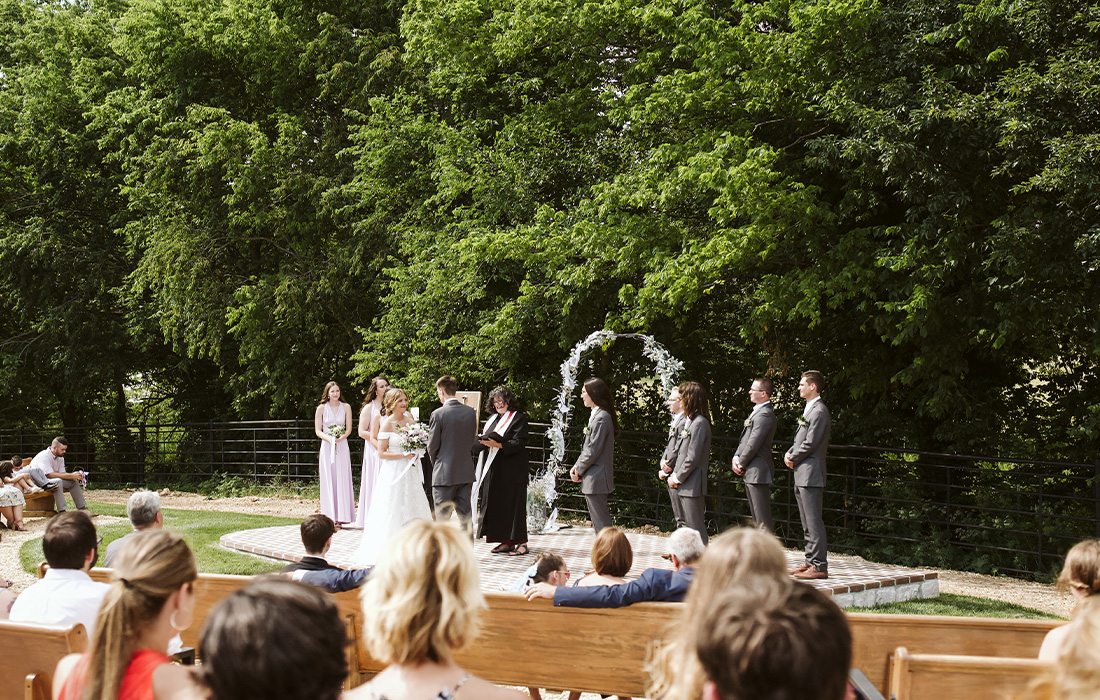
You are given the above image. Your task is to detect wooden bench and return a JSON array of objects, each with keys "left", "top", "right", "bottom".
[
  {"left": 848, "top": 613, "right": 1060, "bottom": 691},
  {"left": 23, "top": 490, "right": 57, "bottom": 518},
  {"left": 0, "top": 620, "right": 87, "bottom": 700},
  {"left": 887, "top": 646, "right": 1053, "bottom": 700}
]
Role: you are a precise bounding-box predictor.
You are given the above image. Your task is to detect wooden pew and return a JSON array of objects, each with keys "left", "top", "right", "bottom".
[
  {"left": 23, "top": 490, "right": 57, "bottom": 518},
  {"left": 887, "top": 647, "right": 1053, "bottom": 700},
  {"left": 0, "top": 621, "right": 87, "bottom": 700},
  {"left": 847, "top": 613, "right": 1060, "bottom": 692}
]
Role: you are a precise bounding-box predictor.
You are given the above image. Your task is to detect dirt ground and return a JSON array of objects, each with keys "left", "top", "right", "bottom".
[{"left": 0, "top": 488, "right": 1074, "bottom": 618}]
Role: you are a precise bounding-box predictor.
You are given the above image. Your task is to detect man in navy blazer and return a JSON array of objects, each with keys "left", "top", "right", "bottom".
[
  {"left": 283, "top": 514, "right": 370, "bottom": 593},
  {"left": 524, "top": 527, "right": 705, "bottom": 607}
]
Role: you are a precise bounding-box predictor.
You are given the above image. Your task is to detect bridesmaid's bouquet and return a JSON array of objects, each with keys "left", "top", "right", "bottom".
[
  {"left": 398, "top": 422, "right": 430, "bottom": 454},
  {"left": 326, "top": 425, "right": 346, "bottom": 439}
]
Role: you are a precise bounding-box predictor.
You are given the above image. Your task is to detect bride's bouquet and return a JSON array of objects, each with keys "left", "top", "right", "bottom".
[{"left": 398, "top": 422, "right": 430, "bottom": 454}]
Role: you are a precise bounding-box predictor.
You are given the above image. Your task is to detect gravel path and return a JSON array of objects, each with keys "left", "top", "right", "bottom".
[{"left": 0, "top": 489, "right": 1072, "bottom": 618}]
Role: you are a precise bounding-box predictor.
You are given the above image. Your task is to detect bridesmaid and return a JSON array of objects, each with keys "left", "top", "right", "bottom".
[
  {"left": 569, "top": 378, "right": 619, "bottom": 533},
  {"left": 314, "top": 381, "right": 355, "bottom": 526},
  {"left": 354, "top": 376, "right": 389, "bottom": 529}
]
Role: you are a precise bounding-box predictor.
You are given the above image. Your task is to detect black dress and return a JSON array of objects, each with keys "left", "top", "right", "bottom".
[{"left": 473, "top": 411, "right": 530, "bottom": 543}]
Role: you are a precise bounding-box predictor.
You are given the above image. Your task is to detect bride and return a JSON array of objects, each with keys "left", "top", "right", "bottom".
[{"left": 352, "top": 387, "right": 433, "bottom": 565}]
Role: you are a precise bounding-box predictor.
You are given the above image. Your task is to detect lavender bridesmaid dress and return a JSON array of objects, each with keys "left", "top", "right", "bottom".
[
  {"left": 354, "top": 402, "right": 383, "bottom": 528},
  {"left": 319, "top": 402, "right": 355, "bottom": 523}
]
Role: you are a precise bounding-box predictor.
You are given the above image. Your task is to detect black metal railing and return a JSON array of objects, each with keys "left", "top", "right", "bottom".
[{"left": 3, "top": 420, "right": 1095, "bottom": 580}]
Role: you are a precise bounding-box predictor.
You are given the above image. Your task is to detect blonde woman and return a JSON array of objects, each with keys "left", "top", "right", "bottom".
[
  {"left": 1039, "top": 539, "right": 1100, "bottom": 661},
  {"left": 52, "top": 530, "right": 199, "bottom": 700},
  {"left": 352, "top": 388, "right": 433, "bottom": 566},
  {"left": 315, "top": 381, "right": 355, "bottom": 526},
  {"left": 348, "top": 519, "right": 524, "bottom": 700},
  {"left": 646, "top": 527, "right": 791, "bottom": 700}
]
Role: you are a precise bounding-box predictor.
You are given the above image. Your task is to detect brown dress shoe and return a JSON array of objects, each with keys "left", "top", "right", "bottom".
[
  {"left": 792, "top": 568, "right": 829, "bottom": 580},
  {"left": 789, "top": 562, "right": 812, "bottom": 574}
]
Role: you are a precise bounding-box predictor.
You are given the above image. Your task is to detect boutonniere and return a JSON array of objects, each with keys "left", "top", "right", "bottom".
[
  {"left": 743, "top": 417, "right": 752, "bottom": 427},
  {"left": 679, "top": 427, "right": 691, "bottom": 439},
  {"left": 797, "top": 416, "right": 808, "bottom": 427},
  {"left": 583, "top": 426, "right": 590, "bottom": 436}
]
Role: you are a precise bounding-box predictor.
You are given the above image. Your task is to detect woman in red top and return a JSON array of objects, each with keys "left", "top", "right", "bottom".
[{"left": 53, "top": 530, "right": 199, "bottom": 700}]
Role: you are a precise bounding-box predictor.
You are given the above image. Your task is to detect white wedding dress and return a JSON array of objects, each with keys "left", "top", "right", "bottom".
[{"left": 352, "top": 428, "right": 433, "bottom": 566}]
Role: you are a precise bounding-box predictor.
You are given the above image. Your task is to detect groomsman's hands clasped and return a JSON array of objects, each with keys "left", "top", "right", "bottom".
[{"left": 731, "top": 456, "right": 744, "bottom": 476}]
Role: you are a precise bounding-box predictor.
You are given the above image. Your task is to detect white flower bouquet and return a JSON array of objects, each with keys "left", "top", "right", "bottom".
[
  {"left": 398, "top": 422, "right": 430, "bottom": 453},
  {"left": 326, "top": 425, "right": 346, "bottom": 439}
]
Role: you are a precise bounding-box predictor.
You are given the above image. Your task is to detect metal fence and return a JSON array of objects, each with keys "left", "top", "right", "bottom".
[{"left": 3, "top": 420, "right": 1095, "bottom": 580}]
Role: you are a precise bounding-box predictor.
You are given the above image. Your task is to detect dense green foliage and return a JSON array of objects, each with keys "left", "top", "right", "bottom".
[{"left": 1, "top": 0, "right": 1097, "bottom": 457}]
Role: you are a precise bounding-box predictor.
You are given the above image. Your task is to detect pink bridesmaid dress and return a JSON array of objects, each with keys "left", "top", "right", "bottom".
[
  {"left": 319, "top": 403, "right": 355, "bottom": 523},
  {"left": 354, "top": 402, "right": 383, "bottom": 528}
]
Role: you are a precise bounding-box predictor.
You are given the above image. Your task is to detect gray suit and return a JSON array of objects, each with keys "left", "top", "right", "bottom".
[
  {"left": 735, "top": 403, "right": 777, "bottom": 532},
  {"left": 661, "top": 414, "right": 685, "bottom": 527},
  {"left": 671, "top": 414, "right": 711, "bottom": 544},
  {"left": 573, "top": 407, "right": 615, "bottom": 532},
  {"left": 785, "top": 399, "right": 831, "bottom": 572},
  {"left": 427, "top": 398, "right": 478, "bottom": 521}
]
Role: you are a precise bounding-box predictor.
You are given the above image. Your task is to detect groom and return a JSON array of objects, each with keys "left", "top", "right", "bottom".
[{"left": 427, "top": 375, "right": 477, "bottom": 524}]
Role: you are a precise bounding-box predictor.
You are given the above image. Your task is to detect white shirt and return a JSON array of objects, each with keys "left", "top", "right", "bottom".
[
  {"left": 803, "top": 396, "right": 821, "bottom": 418},
  {"left": 9, "top": 568, "right": 109, "bottom": 638},
  {"left": 749, "top": 401, "right": 772, "bottom": 418},
  {"left": 29, "top": 447, "right": 66, "bottom": 475}
]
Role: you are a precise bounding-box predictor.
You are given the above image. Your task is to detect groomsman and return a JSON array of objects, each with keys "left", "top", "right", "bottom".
[
  {"left": 427, "top": 375, "right": 478, "bottom": 524},
  {"left": 667, "top": 382, "right": 712, "bottom": 545},
  {"left": 784, "top": 370, "right": 831, "bottom": 580},
  {"left": 732, "top": 378, "right": 777, "bottom": 532},
  {"left": 658, "top": 387, "right": 685, "bottom": 527}
]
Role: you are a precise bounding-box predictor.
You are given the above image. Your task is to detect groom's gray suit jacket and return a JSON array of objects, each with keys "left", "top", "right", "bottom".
[
  {"left": 786, "top": 399, "right": 830, "bottom": 488},
  {"left": 427, "top": 398, "right": 477, "bottom": 486},
  {"left": 735, "top": 403, "right": 776, "bottom": 485}
]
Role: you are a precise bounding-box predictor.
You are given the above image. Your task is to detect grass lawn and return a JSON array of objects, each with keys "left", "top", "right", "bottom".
[
  {"left": 850, "top": 592, "right": 1060, "bottom": 619},
  {"left": 20, "top": 501, "right": 299, "bottom": 576}
]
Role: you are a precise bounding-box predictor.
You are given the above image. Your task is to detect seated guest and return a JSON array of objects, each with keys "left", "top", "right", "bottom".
[
  {"left": 694, "top": 579, "right": 851, "bottom": 700},
  {"left": 0, "top": 460, "right": 28, "bottom": 530},
  {"left": 52, "top": 530, "right": 199, "bottom": 700},
  {"left": 647, "top": 527, "right": 791, "bottom": 700},
  {"left": 197, "top": 578, "right": 346, "bottom": 700},
  {"left": 26, "top": 437, "right": 89, "bottom": 513},
  {"left": 104, "top": 490, "right": 164, "bottom": 567},
  {"left": 510, "top": 552, "right": 570, "bottom": 593},
  {"left": 524, "top": 527, "right": 704, "bottom": 607},
  {"left": 347, "top": 519, "right": 524, "bottom": 700},
  {"left": 573, "top": 526, "right": 633, "bottom": 587},
  {"left": 9, "top": 511, "right": 109, "bottom": 637},
  {"left": 282, "top": 513, "right": 370, "bottom": 592},
  {"left": 1040, "top": 538, "right": 1100, "bottom": 661},
  {"left": 1043, "top": 596, "right": 1100, "bottom": 699}
]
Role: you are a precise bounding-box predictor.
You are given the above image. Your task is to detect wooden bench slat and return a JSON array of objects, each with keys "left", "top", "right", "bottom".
[
  {"left": 0, "top": 620, "right": 87, "bottom": 700},
  {"left": 888, "top": 646, "right": 1053, "bottom": 700}
]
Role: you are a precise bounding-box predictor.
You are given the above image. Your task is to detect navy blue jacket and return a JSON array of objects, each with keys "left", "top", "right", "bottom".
[
  {"left": 552, "top": 566, "right": 695, "bottom": 608},
  {"left": 283, "top": 555, "right": 371, "bottom": 593}
]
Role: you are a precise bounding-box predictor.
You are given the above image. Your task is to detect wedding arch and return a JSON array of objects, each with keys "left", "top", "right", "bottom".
[{"left": 530, "top": 330, "right": 684, "bottom": 529}]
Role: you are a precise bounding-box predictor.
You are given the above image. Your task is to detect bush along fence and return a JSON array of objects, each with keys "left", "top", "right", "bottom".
[{"left": 2, "top": 420, "right": 1095, "bottom": 581}]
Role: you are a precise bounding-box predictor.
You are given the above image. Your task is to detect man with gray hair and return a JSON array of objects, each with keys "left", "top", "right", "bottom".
[
  {"left": 524, "top": 527, "right": 704, "bottom": 607},
  {"left": 103, "top": 490, "right": 163, "bottom": 567}
]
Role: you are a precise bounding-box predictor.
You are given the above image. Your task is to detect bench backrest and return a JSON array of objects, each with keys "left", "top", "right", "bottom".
[
  {"left": 848, "top": 613, "right": 1060, "bottom": 691},
  {"left": 888, "top": 647, "right": 1053, "bottom": 700},
  {"left": 0, "top": 620, "right": 87, "bottom": 700}
]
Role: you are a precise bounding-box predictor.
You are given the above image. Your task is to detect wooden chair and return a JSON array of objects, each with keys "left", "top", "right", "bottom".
[
  {"left": 0, "top": 620, "right": 87, "bottom": 700},
  {"left": 887, "top": 646, "right": 1053, "bottom": 700},
  {"left": 848, "top": 613, "right": 1060, "bottom": 691}
]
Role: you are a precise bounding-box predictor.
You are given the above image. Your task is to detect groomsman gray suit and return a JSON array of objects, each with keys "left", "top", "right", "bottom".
[
  {"left": 669, "top": 414, "right": 711, "bottom": 545},
  {"left": 427, "top": 397, "right": 478, "bottom": 522},
  {"left": 733, "top": 382, "right": 777, "bottom": 532},
  {"left": 573, "top": 407, "right": 615, "bottom": 533},
  {"left": 660, "top": 412, "right": 686, "bottom": 526},
  {"left": 785, "top": 372, "right": 831, "bottom": 577}
]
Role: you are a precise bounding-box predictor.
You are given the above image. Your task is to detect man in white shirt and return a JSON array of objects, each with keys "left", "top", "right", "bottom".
[
  {"left": 9, "top": 510, "right": 109, "bottom": 637},
  {"left": 26, "top": 437, "right": 88, "bottom": 512}
]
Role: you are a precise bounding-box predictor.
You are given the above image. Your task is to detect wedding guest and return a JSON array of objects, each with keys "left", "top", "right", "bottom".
[
  {"left": 1040, "top": 596, "right": 1100, "bottom": 700},
  {"left": 647, "top": 527, "right": 791, "bottom": 700},
  {"left": 197, "top": 578, "right": 347, "bottom": 700},
  {"left": 573, "top": 526, "right": 633, "bottom": 587},
  {"left": 0, "top": 460, "right": 28, "bottom": 530},
  {"left": 666, "top": 381, "right": 712, "bottom": 544},
  {"left": 510, "top": 552, "right": 570, "bottom": 593},
  {"left": 525, "top": 527, "right": 704, "bottom": 607},
  {"left": 10, "top": 511, "right": 109, "bottom": 637},
  {"left": 348, "top": 519, "right": 524, "bottom": 700},
  {"left": 283, "top": 514, "right": 370, "bottom": 592},
  {"left": 104, "top": 490, "right": 164, "bottom": 567},
  {"left": 570, "top": 378, "right": 618, "bottom": 533},
  {"left": 694, "top": 580, "right": 851, "bottom": 700},
  {"left": 27, "top": 437, "right": 89, "bottom": 513},
  {"left": 52, "top": 530, "right": 199, "bottom": 700},
  {"left": 1040, "top": 539, "right": 1100, "bottom": 661},
  {"left": 355, "top": 376, "right": 389, "bottom": 528},
  {"left": 314, "top": 381, "right": 355, "bottom": 526},
  {"left": 474, "top": 386, "right": 530, "bottom": 556}
]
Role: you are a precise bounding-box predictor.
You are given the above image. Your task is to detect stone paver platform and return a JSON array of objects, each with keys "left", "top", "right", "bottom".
[{"left": 220, "top": 525, "right": 937, "bottom": 608}]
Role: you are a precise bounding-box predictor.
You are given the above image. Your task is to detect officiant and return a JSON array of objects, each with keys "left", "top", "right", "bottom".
[{"left": 473, "top": 386, "right": 531, "bottom": 556}]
